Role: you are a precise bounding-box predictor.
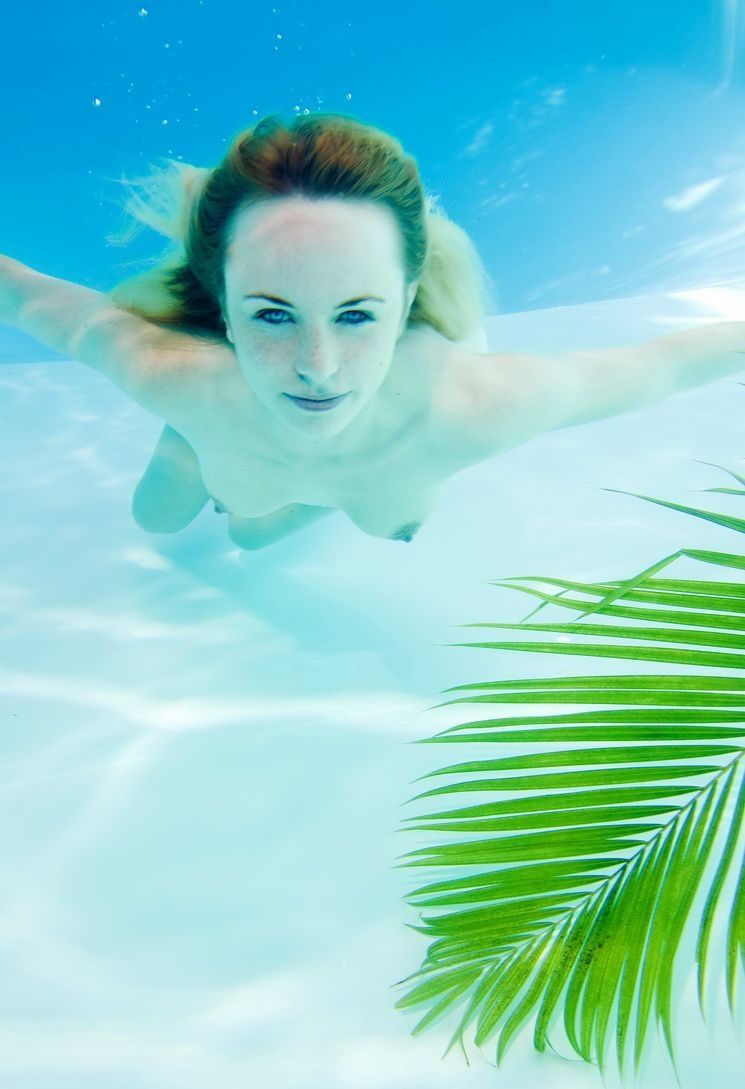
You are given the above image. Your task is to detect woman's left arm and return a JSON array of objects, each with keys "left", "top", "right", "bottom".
[{"left": 459, "top": 322, "right": 745, "bottom": 453}]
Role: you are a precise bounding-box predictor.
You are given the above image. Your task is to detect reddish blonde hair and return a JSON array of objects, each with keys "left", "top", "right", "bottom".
[{"left": 110, "top": 113, "right": 493, "bottom": 341}]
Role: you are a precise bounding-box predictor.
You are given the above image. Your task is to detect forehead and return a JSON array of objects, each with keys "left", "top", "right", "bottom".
[{"left": 224, "top": 197, "right": 403, "bottom": 274}]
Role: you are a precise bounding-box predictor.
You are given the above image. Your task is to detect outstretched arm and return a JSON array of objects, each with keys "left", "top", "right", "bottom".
[
  {"left": 457, "top": 322, "right": 745, "bottom": 456},
  {"left": 0, "top": 254, "right": 223, "bottom": 407}
]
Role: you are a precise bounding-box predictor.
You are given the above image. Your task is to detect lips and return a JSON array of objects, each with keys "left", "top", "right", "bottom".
[
  {"left": 285, "top": 392, "right": 350, "bottom": 411},
  {"left": 290, "top": 394, "right": 342, "bottom": 401}
]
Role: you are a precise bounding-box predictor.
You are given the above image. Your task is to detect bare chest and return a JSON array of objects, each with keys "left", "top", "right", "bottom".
[
  {"left": 180, "top": 410, "right": 449, "bottom": 540},
  {"left": 153, "top": 324, "right": 482, "bottom": 541}
]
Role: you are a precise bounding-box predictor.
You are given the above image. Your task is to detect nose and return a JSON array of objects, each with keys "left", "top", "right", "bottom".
[{"left": 295, "top": 327, "right": 340, "bottom": 387}]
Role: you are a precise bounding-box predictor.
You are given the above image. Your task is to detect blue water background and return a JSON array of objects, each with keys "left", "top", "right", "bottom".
[
  {"left": 2, "top": 4, "right": 745, "bottom": 1087},
  {"left": 3, "top": 0, "right": 745, "bottom": 333}
]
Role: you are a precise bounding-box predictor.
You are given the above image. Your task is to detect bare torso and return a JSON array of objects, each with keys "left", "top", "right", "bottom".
[{"left": 137, "top": 321, "right": 488, "bottom": 541}]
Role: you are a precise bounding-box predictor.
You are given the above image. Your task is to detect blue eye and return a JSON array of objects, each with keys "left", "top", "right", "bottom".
[{"left": 254, "top": 309, "right": 374, "bottom": 326}]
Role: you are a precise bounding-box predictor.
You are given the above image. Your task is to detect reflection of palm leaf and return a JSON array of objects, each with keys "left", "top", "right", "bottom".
[{"left": 394, "top": 467, "right": 745, "bottom": 1079}]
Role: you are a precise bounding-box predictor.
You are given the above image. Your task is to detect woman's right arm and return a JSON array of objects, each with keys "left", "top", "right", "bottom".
[{"left": 0, "top": 254, "right": 221, "bottom": 403}]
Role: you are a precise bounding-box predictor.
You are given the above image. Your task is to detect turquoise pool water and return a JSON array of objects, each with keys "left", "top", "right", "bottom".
[
  {"left": 2, "top": 286, "right": 744, "bottom": 1087},
  {"left": 3, "top": 2, "right": 745, "bottom": 1084}
]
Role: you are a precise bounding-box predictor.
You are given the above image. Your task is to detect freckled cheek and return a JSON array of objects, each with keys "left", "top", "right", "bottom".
[
  {"left": 235, "top": 329, "right": 393, "bottom": 383},
  {"left": 234, "top": 335, "right": 289, "bottom": 379}
]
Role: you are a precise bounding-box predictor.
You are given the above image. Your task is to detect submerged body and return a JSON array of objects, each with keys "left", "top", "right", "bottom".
[
  {"left": 4, "top": 206, "right": 745, "bottom": 553},
  {"left": 129, "top": 194, "right": 744, "bottom": 551},
  {"left": 131, "top": 319, "right": 492, "bottom": 546},
  {"left": 130, "top": 195, "right": 496, "bottom": 549},
  {"left": 5, "top": 114, "right": 745, "bottom": 551},
  {"left": 4, "top": 241, "right": 745, "bottom": 551}
]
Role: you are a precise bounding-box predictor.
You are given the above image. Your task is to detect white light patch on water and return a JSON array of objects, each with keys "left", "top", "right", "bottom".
[
  {"left": 663, "top": 175, "right": 726, "bottom": 211},
  {"left": 714, "top": 0, "right": 742, "bottom": 97},
  {"left": 0, "top": 668, "right": 423, "bottom": 734},
  {"left": 121, "top": 546, "right": 173, "bottom": 571}
]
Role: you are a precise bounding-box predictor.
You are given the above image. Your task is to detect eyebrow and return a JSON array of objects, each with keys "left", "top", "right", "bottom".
[{"left": 243, "top": 294, "right": 387, "bottom": 308}]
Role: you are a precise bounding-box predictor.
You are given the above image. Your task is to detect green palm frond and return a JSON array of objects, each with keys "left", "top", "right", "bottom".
[{"left": 394, "top": 465, "right": 745, "bottom": 1080}]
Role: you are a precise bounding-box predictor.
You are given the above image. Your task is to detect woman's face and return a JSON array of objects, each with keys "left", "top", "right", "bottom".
[{"left": 221, "top": 196, "right": 417, "bottom": 451}]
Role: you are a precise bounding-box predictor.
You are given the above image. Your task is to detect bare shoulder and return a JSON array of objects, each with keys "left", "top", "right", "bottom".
[
  {"left": 442, "top": 334, "right": 700, "bottom": 455},
  {"left": 132, "top": 319, "right": 233, "bottom": 377},
  {"left": 432, "top": 341, "right": 565, "bottom": 463},
  {"left": 118, "top": 319, "right": 236, "bottom": 417}
]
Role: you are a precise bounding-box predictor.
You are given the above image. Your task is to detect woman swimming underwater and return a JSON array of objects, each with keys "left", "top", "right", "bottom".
[{"left": 2, "top": 113, "right": 744, "bottom": 548}]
